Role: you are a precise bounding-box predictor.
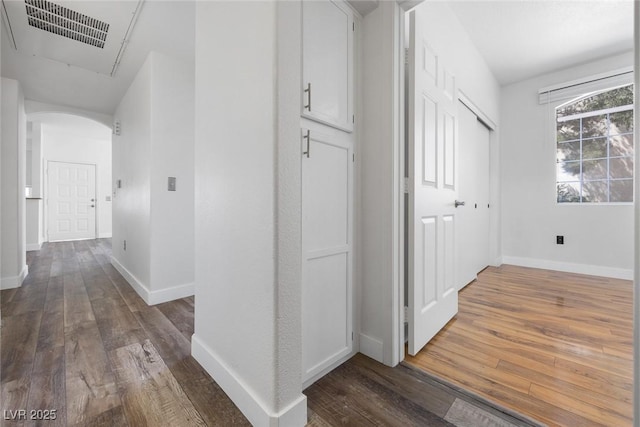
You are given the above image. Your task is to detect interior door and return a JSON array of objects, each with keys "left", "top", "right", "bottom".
[
  {"left": 476, "top": 120, "right": 491, "bottom": 271},
  {"left": 48, "top": 161, "right": 96, "bottom": 242},
  {"left": 301, "top": 128, "right": 353, "bottom": 382},
  {"left": 457, "top": 103, "right": 478, "bottom": 289},
  {"left": 301, "top": 0, "right": 354, "bottom": 132},
  {"left": 407, "top": 9, "right": 459, "bottom": 356}
]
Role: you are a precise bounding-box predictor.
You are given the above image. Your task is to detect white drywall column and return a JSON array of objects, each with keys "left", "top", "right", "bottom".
[
  {"left": 112, "top": 51, "right": 195, "bottom": 305},
  {"left": 148, "top": 52, "right": 195, "bottom": 299},
  {"left": 1, "top": 77, "right": 27, "bottom": 289},
  {"left": 360, "top": 1, "right": 403, "bottom": 366},
  {"left": 192, "top": 1, "right": 306, "bottom": 425}
]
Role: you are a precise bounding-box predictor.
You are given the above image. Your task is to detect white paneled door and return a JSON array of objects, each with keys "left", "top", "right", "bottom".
[
  {"left": 301, "top": 128, "right": 353, "bottom": 383},
  {"left": 48, "top": 161, "right": 96, "bottom": 242},
  {"left": 407, "top": 9, "right": 459, "bottom": 356}
]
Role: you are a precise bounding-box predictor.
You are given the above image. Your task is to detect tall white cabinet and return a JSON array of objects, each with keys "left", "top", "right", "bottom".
[{"left": 301, "top": 0, "right": 355, "bottom": 386}]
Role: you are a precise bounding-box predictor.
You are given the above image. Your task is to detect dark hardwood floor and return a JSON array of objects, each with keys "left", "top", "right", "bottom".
[{"left": 2, "top": 240, "right": 532, "bottom": 426}]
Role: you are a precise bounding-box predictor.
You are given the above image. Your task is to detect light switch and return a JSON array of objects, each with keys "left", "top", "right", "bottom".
[{"left": 168, "top": 177, "right": 176, "bottom": 191}]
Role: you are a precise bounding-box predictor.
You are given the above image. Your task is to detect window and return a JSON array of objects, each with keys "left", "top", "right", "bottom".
[{"left": 556, "top": 84, "right": 634, "bottom": 203}]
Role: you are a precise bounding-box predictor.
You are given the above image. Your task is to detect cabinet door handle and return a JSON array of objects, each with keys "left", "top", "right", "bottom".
[
  {"left": 304, "top": 83, "right": 311, "bottom": 111},
  {"left": 303, "top": 130, "right": 310, "bottom": 158}
]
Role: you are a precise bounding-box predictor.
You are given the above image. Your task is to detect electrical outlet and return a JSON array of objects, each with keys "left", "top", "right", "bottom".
[
  {"left": 556, "top": 235, "right": 564, "bottom": 245},
  {"left": 124, "top": 240, "right": 127, "bottom": 251}
]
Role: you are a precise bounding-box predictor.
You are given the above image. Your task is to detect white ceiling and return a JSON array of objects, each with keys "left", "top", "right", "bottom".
[
  {"left": 448, "top": 0, "right": 634, "bottom": 85},
  {"left": 1, "top": 0, "right": 633, "bottom": 116},
  {"left": 1, "top": 0, "right": 194, "bottom": 115}
]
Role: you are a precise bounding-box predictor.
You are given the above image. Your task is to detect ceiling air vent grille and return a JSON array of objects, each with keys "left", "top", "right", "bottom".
[{"left": 24, "top": 0, "right": 109, "bottom": 48}]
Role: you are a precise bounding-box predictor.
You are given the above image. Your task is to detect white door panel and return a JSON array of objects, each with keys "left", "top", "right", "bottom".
[
  {"left": 458, "top": 103, "right": 492, "bottom": 289},
  {"left": 301, "top": 129, "right": 353, "bottom": 382},
  {"left": 48, "top": 161, "right": 96, "bottom": 242},
  {"left": 408, "top": 9, "right": 459, "bottom": 356},
  {"left": 302, "top": 0, "right": 354, "bottom": 132},
  {"left": 457, "top": 104, "right": 479, "bottom": 288}
]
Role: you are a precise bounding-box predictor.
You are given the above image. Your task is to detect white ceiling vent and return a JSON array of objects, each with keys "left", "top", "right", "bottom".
[
  {"left": 25, "top": 0, "right": 109, "bottom": 48},
  {"left": 2, "top": 0, "right": 143, "bottom": 76}
]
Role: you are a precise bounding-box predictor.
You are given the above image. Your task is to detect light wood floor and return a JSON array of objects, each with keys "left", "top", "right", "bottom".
[
  {"left": 3, "top": 240, "right": 533, "bottom": 426},
  {"left": 405, "top": 265, "right": 633, "bottom": 427}
]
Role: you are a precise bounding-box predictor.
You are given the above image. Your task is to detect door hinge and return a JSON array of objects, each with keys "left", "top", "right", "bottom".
[
  {"left": 352, "top": 114, "right": 355, "bottom": 124},
  {"left": 351, "top": 331, "right": 354, "bottom": 341},
  {"left": 403, "top": 177, "right": 409, "bottom": 194},
  {"left": 404, "top": 48, "right": 409, "bottom": 66},
  {"left": 404, "top": 306, "right": 408, "bottom": 323},
  {"left": 352, "top": 22, "right": 355, "bottom": 32},
  {"left": 352, "top": 153, "right": 355, "bottom": 162}
]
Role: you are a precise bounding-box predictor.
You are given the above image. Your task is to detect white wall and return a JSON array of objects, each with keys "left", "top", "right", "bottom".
[
  {"left": 192, "top": 1, "right": 306, "bottom": 426},
  {"left": 359, "top": 1, "right": 501, "bottom": 366},
  {"left": 112, "top": 50, "right": 195, "bottom": 305},
  {"left": 360, "top": 0, "right": 403, "bottom": 366},
  {"left": 501, "top": 51, "right": 634, "bottom": 279},
  {"left": 149, "top": 52, "right": 195, "bottom": 296},
  {"left": 1, "top": 77, "right": 27, "bottom": 289},
  {"left": 41, "top": 119, "right": 112, "bottom": 239},
  {"left": 113, "top": 56, "right": 152, "bottom": 294}
]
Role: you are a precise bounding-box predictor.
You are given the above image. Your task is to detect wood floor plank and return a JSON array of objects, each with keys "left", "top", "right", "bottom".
[
  {"left": 63, "top": 273, "right": 96, "bottom": 328},
  {"left": 27, "top": 346, "right": 67, "bottom": 427},
  {"left": 109, "top": 340, "right": 206, "bottom": 427},
  {"left": 405, "top": 265, "right": 633, "bottom": 427},
  {"left": 1, "top": 311, "right": 43, "bottom": 383},
  {"left": 91, "top": 296, "right": 147, "bottom": 351},
  {"left": 64, "top": 321, "right": 121, "bottom": 426}
]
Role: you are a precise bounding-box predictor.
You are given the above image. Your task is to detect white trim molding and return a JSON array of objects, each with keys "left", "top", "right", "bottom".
[
  {"left": 1, "top": 265, "right": 29, "bottom": 290},
  {"left": 191, "top": 335, "right": 308, "bottom": 427},
  {"left": 110, "top": 256, "right": 194, "bottom": 305},
  {"left": 502, "top": 256, "right": 632, "bottom": 281},
  {"left": 359, "top": 332, "right": 384, "bottom": 362},
  {"left": 26, "top": 243, "right": 42, "bottom": 251}
]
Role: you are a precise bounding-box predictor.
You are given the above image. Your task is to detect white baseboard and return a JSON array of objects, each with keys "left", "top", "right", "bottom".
[
  {"left": 501, "top": 256, "right": 633, "bottom": 280},
  {"left": 110, "top": 256, "right": 194, "bottom": 305},
  {"left": 26, "top": 242, "right": 42, "bottom": 251},
  {"left": 148, "top": 282, "right": 194, "bottom": 305},
  {"left": 359, "top": 332, "right": 384, "bottom": 363},
  {"left": 1, "top": 265, "right": 29, "bottom": 290},
  {"left": 98, "top": 232, "right": 112, "bottom": 239},
  {"left": 191, "top": 335, "right": 307, "bottom": 427},
  {"left": 111, "top": 256, "right": 152, "bottom": 303}
]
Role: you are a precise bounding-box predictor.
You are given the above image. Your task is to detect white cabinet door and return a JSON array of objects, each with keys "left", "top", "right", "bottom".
[
  {"left": 301, "top": 128, "right": 353, "bottom": 383},
  {"left": 302, "top": 0, "right": 354, "bottom": 132},
  {"left": 48, "top": 161, "right": 96, "bottom": 242},
  {"left": 407, "top": 9, "right": 459, "bottom": 356}
]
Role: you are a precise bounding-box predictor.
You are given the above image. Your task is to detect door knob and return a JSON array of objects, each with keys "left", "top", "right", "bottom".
[
  {"left": 91, "top": 198, "right": 95, "bottom": 202},
  {"left": 454, "top": 200, "right": 465, "bottom": 208},
  {"left": 91, "top": 205, "right": 95, "bottom": 208}
]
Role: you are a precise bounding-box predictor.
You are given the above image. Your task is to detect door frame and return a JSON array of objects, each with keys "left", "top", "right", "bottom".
[{"left": 45, "top": 159, "right": 99, "bottom": 242}]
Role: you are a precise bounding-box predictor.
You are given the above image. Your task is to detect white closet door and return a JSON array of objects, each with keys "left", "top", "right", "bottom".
[
  {"left": 457, "top": 104, "right": 492, "bottom": 288},
  {"left": 48, "top": 161, "right": 96, "bottom": 242},
  {"left": 457, "top": 103, "right": 479, "bottom": 289},
  {"left": 476, "top": 120, "right": 491, "bottom": 271},
  {"left": 301, "top": 128, "right": 353, "bottom": 383},
  {"left": 302, "top": 0, "right": 354, "bottom": 132}
]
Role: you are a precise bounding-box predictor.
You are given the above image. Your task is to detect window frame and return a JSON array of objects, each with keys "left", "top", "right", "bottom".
[{"left": 555, "top": 85, "right": 634, "bottom": 205}]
